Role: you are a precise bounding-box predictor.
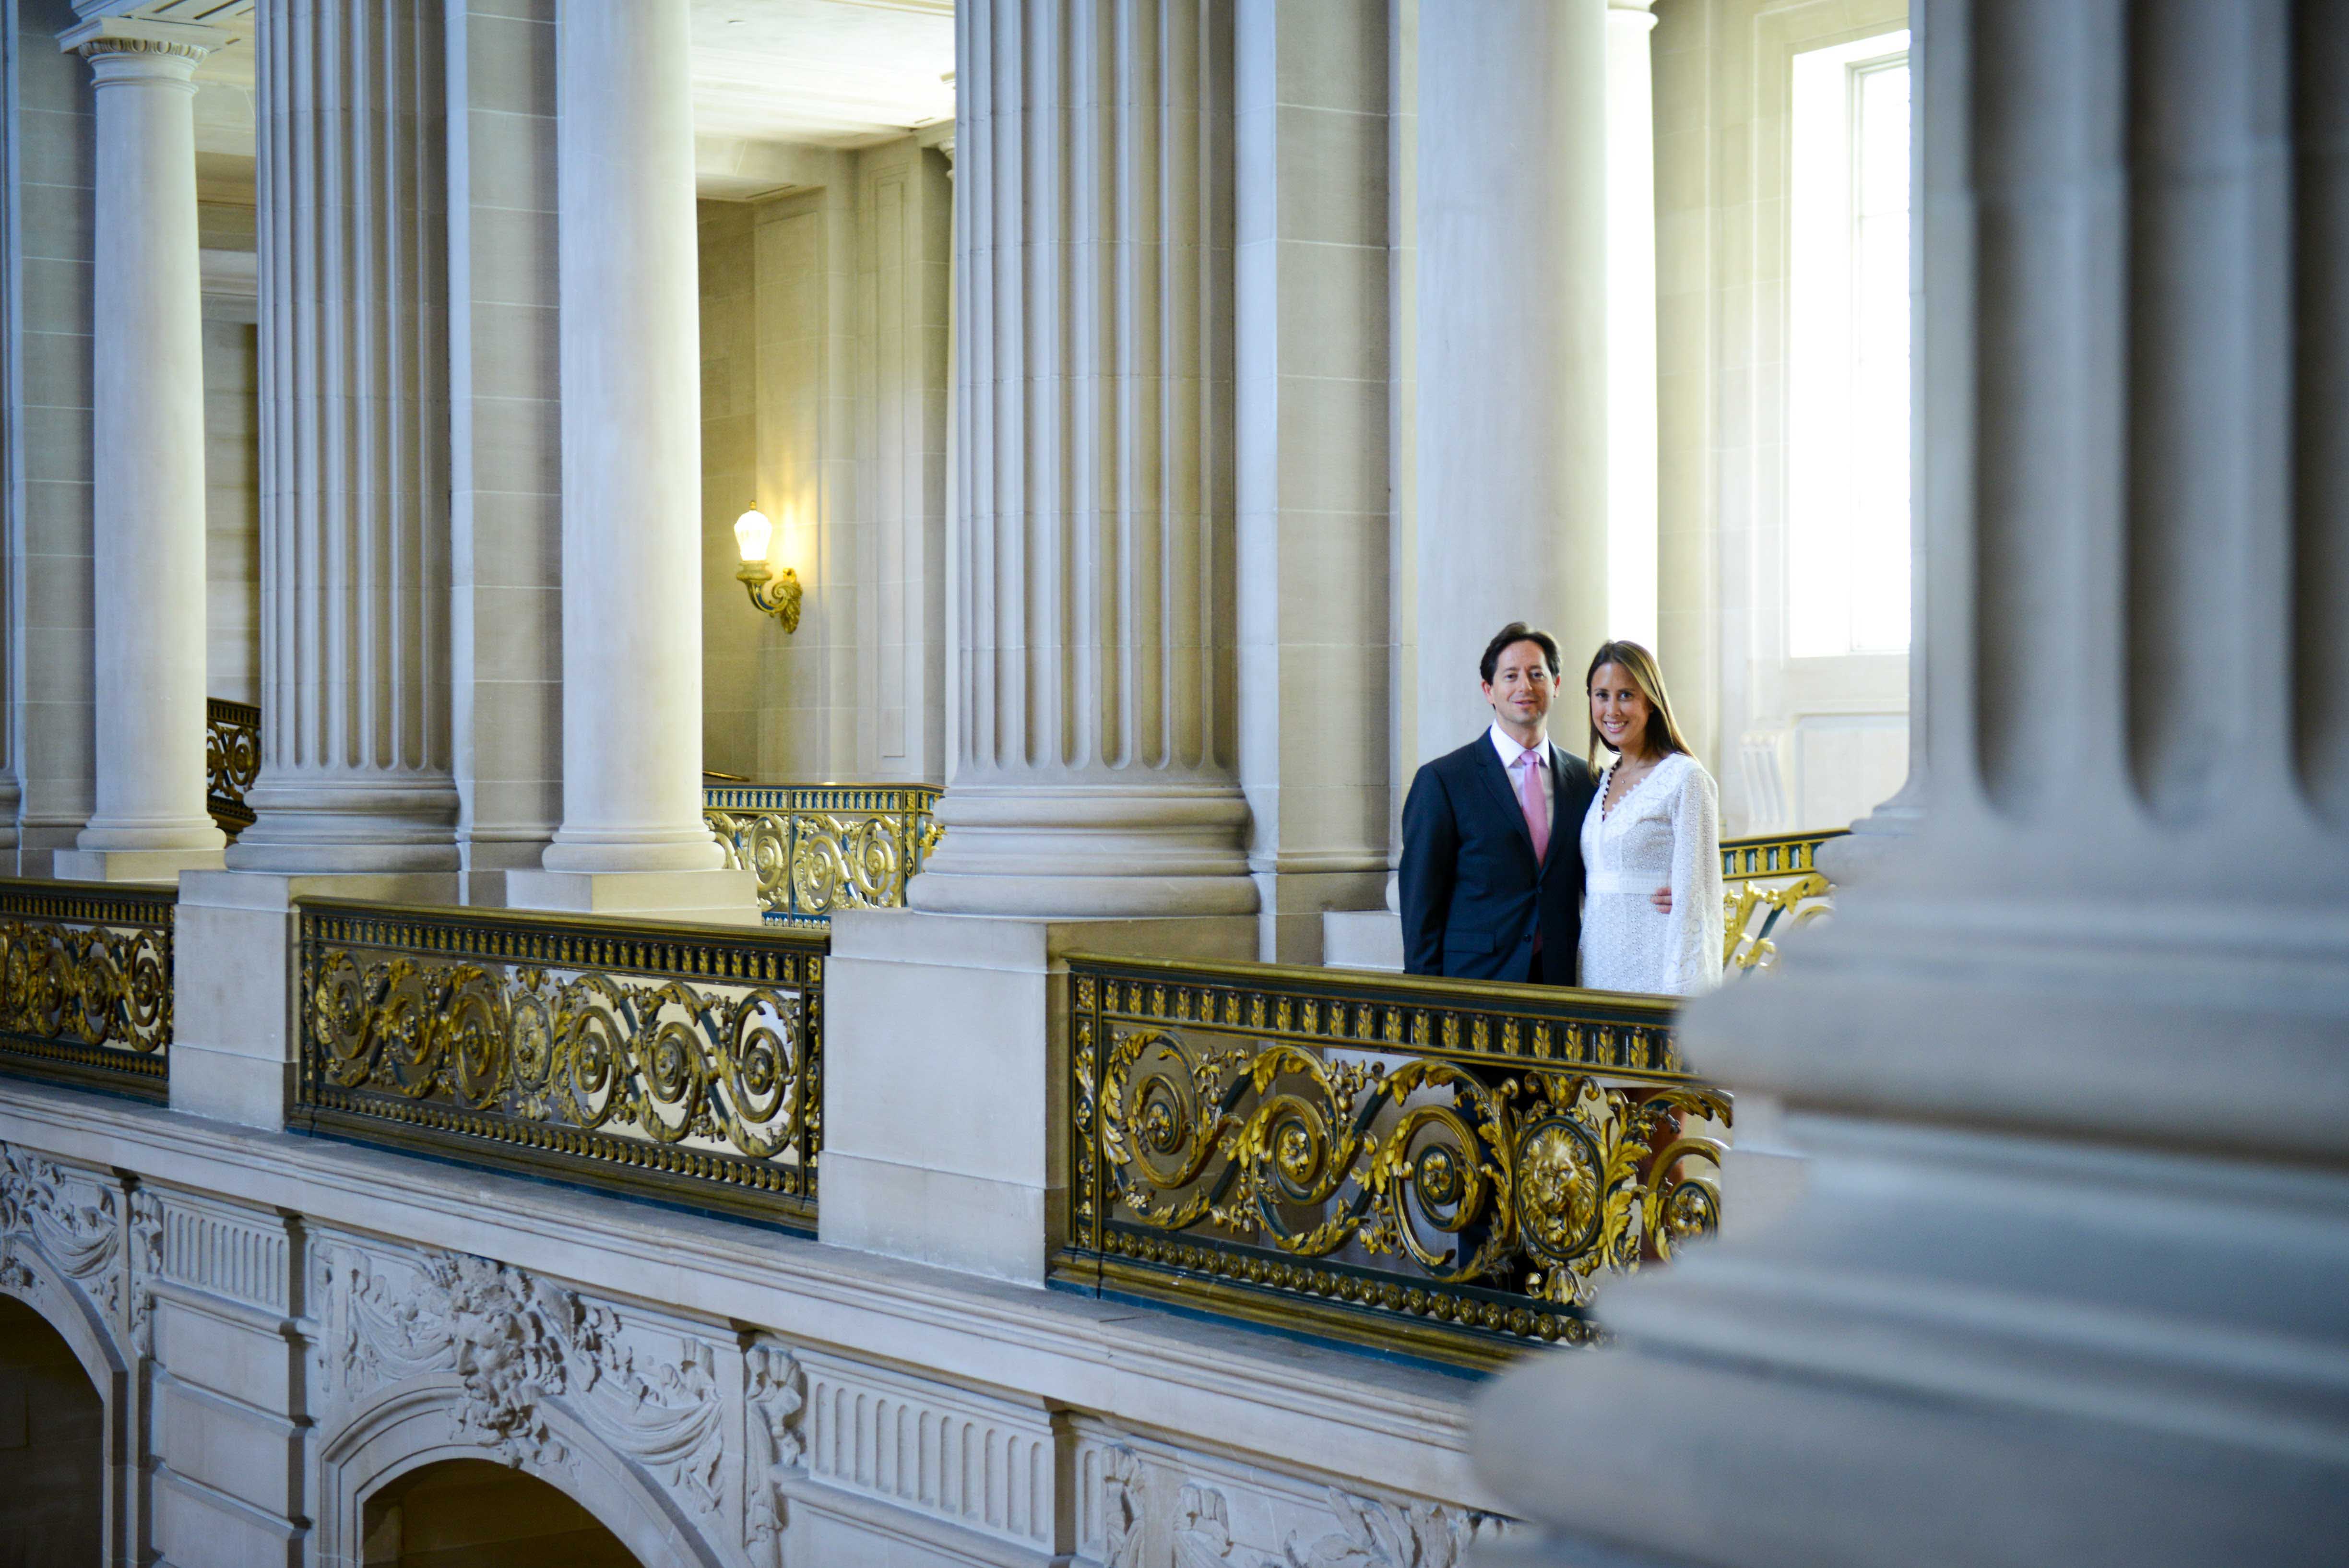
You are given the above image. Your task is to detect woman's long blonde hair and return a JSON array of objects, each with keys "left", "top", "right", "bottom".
[{"left": 1584, "top": 640, "right": 1694, "bottom": 769}]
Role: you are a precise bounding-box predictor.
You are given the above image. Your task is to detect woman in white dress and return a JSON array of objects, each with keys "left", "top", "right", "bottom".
[{"left": 1576, "top": 641, "right": 1724, "bottom": 996}]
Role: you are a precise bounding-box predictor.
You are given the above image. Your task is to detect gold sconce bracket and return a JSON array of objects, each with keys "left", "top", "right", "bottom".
[{"left": 738, "top": 561, "right": 803, "bottom": 634}]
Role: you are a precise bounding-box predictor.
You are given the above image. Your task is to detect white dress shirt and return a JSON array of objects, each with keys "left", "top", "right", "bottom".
[{"left": 1487, "top": 722, "right": 1554, "bottom": 824}]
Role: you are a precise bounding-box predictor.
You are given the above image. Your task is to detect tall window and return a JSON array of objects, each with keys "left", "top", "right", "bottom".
[{"left": 1788, "top": 31, "right": 1911, "bottom": 658}]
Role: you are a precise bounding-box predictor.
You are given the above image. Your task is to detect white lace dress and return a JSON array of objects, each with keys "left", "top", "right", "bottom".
[{"left": 1576, "top": 751, "right": 1725, "bottom": 996}]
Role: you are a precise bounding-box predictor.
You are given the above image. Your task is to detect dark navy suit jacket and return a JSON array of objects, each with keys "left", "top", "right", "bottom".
[{"left": 1399, "top": 734, "right": 1596, "bottom": 982}]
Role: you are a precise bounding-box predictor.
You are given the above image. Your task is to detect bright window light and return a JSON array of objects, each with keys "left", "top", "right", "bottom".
[{"left": 1788, "top": 30, "right": 1912, "bottom": 658}]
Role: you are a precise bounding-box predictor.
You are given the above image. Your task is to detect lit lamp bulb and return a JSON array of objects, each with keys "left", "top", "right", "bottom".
[
  {"left": 732, "top": 507, "right": 801, "bottom": 632},
  {"left": 733, "top": 507, "right": 774, "bottom": 564}
]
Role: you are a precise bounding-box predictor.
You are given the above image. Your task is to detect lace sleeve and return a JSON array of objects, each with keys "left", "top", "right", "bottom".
[{"left": 1664, "top": 760, "right": 1725, "bottom": 995}]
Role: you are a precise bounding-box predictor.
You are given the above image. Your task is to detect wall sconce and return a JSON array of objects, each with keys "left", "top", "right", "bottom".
[{"left": 733, "top": 508, "right": 801, "bottom": 633}]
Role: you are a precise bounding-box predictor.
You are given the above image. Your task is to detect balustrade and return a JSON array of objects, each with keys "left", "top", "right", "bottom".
[
  {"left": 204, "top": 697, "right": 260, "bottom": 836},
  {"left": 0, "top": 879, "right": 174, "bottom": 1099},
  {"left": 294, "top": 901, "right": 825, "bottom": 1231},
  {"left": 1054, "top": 954, "right": 1728, "bottom": 1367},
  {"left": 702, "top": 783, "right": 942, "bottom": 924},
  {"left": 1721, "top": 829, "right": 1844, "bottom": 975}
]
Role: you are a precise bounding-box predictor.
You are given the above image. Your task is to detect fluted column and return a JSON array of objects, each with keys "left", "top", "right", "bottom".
[
  {"left": 225, "top": 0, "right": 457, "bottom": 873},
  {"left": 1475, "top": 4, "right": 2349, "bottom": 1563},
  {"left": 1414, "top": 0, "right": 1606, "bottom": 765},
  {"left": 911, "top": 0, "right": 1256, "bottom": 919},
  {"left": 505, "top": 0, "right": 752, "bottom": 922},
  {"left": 51, "top": 22, "right": 227, "bottom": 882}
]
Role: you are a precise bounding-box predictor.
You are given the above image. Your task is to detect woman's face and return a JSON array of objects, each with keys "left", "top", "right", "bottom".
[{"left": 1589, "top": 663, "right": 1654, "bottom": 757}]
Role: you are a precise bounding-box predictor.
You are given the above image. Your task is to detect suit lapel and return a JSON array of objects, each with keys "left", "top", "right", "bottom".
[
  {"left": 1537, "top": 743, "right": 1579, "bottom": 875},
  {"left": 1472, "top": 737, "right": 1539, "bottom": 863}
]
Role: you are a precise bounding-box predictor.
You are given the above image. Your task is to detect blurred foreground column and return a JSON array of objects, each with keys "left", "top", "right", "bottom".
[{"left": 1474, "top": 4, "right": 2349, "bottom": 1564}]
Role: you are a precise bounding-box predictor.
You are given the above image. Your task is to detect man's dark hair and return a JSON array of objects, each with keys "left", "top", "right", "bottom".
[{"left": 1479, "top": 622, "right": 1561, "bottom": 684}]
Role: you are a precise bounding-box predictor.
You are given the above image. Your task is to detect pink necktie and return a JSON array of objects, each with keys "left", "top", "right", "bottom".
[{"left": 1516, "top": 750, "right": 1550, "bottom": 864}]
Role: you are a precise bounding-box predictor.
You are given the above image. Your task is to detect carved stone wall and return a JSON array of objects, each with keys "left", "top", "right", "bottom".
[
  {"left": 0, "top": 1135, "right": 1500, "bottom": 1568},
  {"left": 1073, "top": 1422, "right": 1511, "bottom": 1568}
]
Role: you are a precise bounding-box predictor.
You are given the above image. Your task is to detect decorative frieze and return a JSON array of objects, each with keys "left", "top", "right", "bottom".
[{"left": 799, "top": 1350, "right": 1068, "bottom": 1553}]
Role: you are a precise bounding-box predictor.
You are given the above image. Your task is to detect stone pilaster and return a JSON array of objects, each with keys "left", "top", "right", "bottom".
[
  {"left": 1413, "top": 0, "right": 1607, "bottom": 765},
  {"left": 51, "top": 21, "right": 229, "bottom": 883},
  {"left": 1605, "top": 0, "right": 1659, "bottom": 648},
  {"left": 911, "top": 0, "right": 1256, "bottom": 918},
  {"left": 1473, "top": 5, "right": 2349, "bottom": 1564},
  {"left": 226, "top": 0, "right": 459, "bottom": 873},
  {"left": 505, "top": 0, "right": 754, "bottom": 922},
  {"left": 1234, "top": 0, "right": 1394, "bottom": 961}
]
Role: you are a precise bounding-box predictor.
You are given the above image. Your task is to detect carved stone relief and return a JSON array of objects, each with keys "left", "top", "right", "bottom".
[
  {"left": 0, "top": 1142, "right": 126, "bottom": 1345},
  {"left": 743, "top": 1337, "right": 804, "bottom": 1562},
  {"left": 1077, "top": 1426, "right": 1512, "bottom": 1568},
  {"left": 320, "top": 1240, "right": 729, "bottom": 1517}
]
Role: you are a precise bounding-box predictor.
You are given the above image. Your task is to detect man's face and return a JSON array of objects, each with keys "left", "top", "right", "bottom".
[{"left": 1482, "top": 640, "right": 1555, "bottom": 732}]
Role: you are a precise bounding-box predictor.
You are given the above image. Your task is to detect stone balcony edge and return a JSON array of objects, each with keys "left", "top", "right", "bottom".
[{"left": 0, "top": 1077, "right": 1495, "bottom": 1510}]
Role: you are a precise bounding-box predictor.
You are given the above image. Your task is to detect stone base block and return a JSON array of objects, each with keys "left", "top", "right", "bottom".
[
  {"left": 821, "top": 908, "right": 1255, "bottom": 1282},
  {"left": 503, "top": 867, "right": 762, "bottom": 925},
  {"left": 1322, "top": 908, "right": 1405, "bottom": 971},
  {"left": 174, "top": 870, "right": 459, "bottom": 1130},
  {"left": 50, "top": 846, "right": 225, "bottom": 883}
]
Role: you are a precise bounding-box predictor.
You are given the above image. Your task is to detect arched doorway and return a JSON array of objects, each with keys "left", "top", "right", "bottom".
[
  {"left": 0, "top": 1294, "right": 104, "bottom": 1565},
  {"left": 359, "top": 1458, "right": 643, "bottom": 1567}
]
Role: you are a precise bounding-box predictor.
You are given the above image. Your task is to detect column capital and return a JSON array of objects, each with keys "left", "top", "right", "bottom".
[{"left": 59, "top": 16, "right": 229, "bottom": 71}]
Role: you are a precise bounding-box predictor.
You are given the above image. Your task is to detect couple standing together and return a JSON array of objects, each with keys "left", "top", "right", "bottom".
[{"left": 1400, "top": 623, "right": 1724, "bottom": 997}]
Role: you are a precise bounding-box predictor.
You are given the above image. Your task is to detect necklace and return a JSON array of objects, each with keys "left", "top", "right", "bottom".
[{"left": 1602, "top": 753, "right": 1661, "bottom": 818}]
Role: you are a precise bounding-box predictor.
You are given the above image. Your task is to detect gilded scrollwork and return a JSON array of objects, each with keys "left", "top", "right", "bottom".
[
  {"left": 704, "top": 783, "right": 941, "bottom": 922},
  {"left": 296, "top": 904, "right": 824, "bottom": 1228},
  {"left": 1719, "top": 831, "right": 1842, "bottom": 974},
  {"left": 0, "top": 881, "right": 175, "bottom": 1096},
  {"left": 1061, "top": 961, "right": 1730, "bottom": 1364},
  {"left": 205, "top": 697, "right": 261, "bottom": 834}
]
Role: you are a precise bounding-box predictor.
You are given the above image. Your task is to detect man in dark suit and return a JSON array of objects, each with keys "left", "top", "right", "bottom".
[{"left": 1400, "top": 622, "right": 1666, "bottom": 984}]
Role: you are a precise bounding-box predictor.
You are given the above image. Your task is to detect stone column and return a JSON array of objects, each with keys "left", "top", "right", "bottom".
[
  {"left": 1604, "top": 0, "right": 1658, "bottom": 649},
  {"left": 1474, "top": 4, "right": 2349, "bottom": 1563},
  {"left": 50, "top": 20, "right": 228, "bottom": 883},
  {"left": 224, "top": 0, "right": 459, "bottom": 875},
  {"left": 909, "top": 0, "right": 1256, "bottom": 919},
  {"left": 1235, "top": 0, "right": 1394, "bottom": 961},
  {"left": 506, "top": 0, "right": 754, "bottom": 923},
  {"left": 1413, "top": 0, "right": 1606, "bottom": 766}
]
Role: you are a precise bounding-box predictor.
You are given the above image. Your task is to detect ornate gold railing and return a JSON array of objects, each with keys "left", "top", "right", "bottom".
[
  {"left": 0, "top": 879, "right": 174, "bottom": 1100},
  {"left": 205, "top": 697, "right": 261, "bottom": 836},
  {"left": 1721, "top": 828, "right": 1845, "bottom": 975},
  {"left": 1054, "top": 956, "right": 1728, "bottom": 1368},
  {"left": 294, "top": 902, "right": 826, "bottom": 1232},
  {"left": 702, "top": 783, "right": 942, "bottom": 925}
]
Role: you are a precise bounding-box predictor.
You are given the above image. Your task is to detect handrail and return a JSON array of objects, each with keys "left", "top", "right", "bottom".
[
  {"left": 0, "top": 878, "right": 175, "bottom": 1100},
  {"left": 205, "top": 697, "right": 261, "bottom": 835},
  {"left": 293, "top": 899, "right": 826, "bottom": 1232},
  {"left": 1053, "top": 952, "right": 1727, "bottom": 1368},
  {"left": 1720, "top": 828, "right": 1845, "bottom": 974},
  {"left": 1720, "top": 827, "right": 1846, "bottom": 881},
  {"left": 703, "top": 782, "right": 942, "bottom": 924}
]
